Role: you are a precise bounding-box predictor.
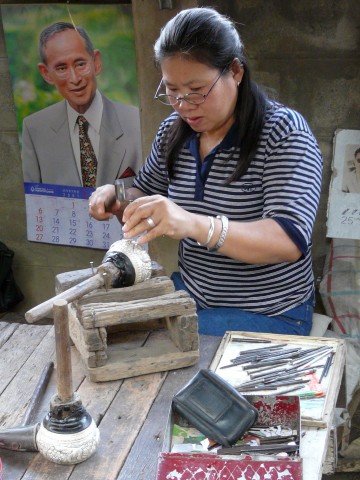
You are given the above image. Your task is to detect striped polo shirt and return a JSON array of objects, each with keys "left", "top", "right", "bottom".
[{"left": 133, "top": 103, "right": 323, "bottom": 315}]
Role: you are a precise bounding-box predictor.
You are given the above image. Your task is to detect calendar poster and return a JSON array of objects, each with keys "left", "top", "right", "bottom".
[
  {"left": 327, "top": 129, "right": 360, "bottom": 239},
  {"left": 25, "top": 183, "right": 122, "bottom": 250}
]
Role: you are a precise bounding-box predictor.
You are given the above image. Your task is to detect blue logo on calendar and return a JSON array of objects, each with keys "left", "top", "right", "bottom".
[{"left": 24, "top": 182, "right": 93, "bottom": 199}]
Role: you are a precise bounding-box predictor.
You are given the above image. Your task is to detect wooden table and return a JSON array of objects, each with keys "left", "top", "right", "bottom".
[
  {"left": 0, "top": 321, "right": 337, "bottom": 479},
  {"left": 0, "top": 321, "right": 220, "bottom": 479}
]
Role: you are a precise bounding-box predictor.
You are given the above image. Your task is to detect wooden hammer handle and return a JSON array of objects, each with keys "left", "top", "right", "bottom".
[
  {"left": 53, "top": 299, "right": 73, "bottom": 403},
  {"left": 25, "top": 273, "right": 105, "bottom": 323}
]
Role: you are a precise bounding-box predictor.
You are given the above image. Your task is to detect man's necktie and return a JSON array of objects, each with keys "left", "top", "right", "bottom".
[{"left": 77, "top": 115, "right": 97, "bottom": 188}]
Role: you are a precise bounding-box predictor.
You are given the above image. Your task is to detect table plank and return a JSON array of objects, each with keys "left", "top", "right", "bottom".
[
  {"left": 118, "top": 335, "right": 221, "bottom": 480},
  {"left": 20, "top": 348, "right": 122, "bottom": 480},
  {"left": 0, "top": 323, "right": 51, "bottom": 398},
  {"left": 301, "top": 426, "right": 329, "bottom": 480},
  {"left": 69, "top": 372, "right": 167, "bottom": 480},
  {"left": 0, "top": 321, "right": 20, "bottom": 348},
  {"left": 0, "top": 324, "right": 90, "bottom": 480},
  {"left": 0, "top": 325, "right": 54, "bottom": 428},
  {"left": 0, "top": 324, "right": 54, "bottom": 480},
  {"left": 18, "top": 458, "right": 74, "bottom": 480},
  {"left": 19, "top": 332, "right": 166, "bottom": 480},
  {"left": 0, "top": 450, "right": 35, "bottom": 480},
  {"left": 15, "top": 353, "right": 166, "bottom": 479}
]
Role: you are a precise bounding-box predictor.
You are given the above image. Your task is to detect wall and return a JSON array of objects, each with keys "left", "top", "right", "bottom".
[{"left": 0, "top": 0, "right": 359, "bottom": 314}]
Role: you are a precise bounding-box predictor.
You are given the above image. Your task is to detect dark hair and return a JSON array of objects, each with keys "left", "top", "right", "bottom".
[
  {"left": 355, "top": 147, "right": 360, "bottom": 157},
  {"left": 154, "top": 7, "right": 269, "bottom": 182},
  {"left": 39, "top": 22, "right": 94, "bottom": 64}
]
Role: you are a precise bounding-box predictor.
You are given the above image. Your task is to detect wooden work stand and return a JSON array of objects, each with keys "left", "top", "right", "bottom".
[{"left": 55, "top": 271, "right": 199, "bottom": 382}]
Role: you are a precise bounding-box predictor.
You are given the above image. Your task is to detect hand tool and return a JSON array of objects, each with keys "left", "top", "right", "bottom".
[
  {"left": 319, "top": 350, "right": 335, "bottom": 383},
  {"left": 0, "top": 362, "right": 54, "bottom": 452},
  {"left": 20, "top": 361, "right": 54, "bottom": 427}
]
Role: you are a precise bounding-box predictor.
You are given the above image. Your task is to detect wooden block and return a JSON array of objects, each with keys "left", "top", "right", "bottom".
[
  {"left": 165, "top": 314, "right": 199, "bottom": 352},
  {"left": 78, "top": 291, "right": 196, "bottom": 329},
  {"left": 68, "top": 305, "right": 108, "bottom": 368},
  {"left": 69, "top": 305, "right": 107, "bottom": 351},
  {"left": 76, "top": 276, "right": 175, "bottom": 307},
  {"left": 64, "top": 276, "right": 199, "bottom": 382},
  {"left": 55, "top": 267, "right": 94, "bottom": 294},
  {"left": 106, "top": 318, "right": 166, "bottom": 333},
  {"left": 322, "top": 426, "right": 337, "bottom": 475},
  {"left": 87, "top": 330, "right": 199, "bottom": 382}
]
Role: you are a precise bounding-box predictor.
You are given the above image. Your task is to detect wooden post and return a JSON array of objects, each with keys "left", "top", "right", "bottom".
[{"left": 53, "top": 299, "right": 73, "bottom": 403}]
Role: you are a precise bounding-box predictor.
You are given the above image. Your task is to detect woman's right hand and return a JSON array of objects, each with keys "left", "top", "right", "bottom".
[
  {"left": 88, "top": 184, "right": 119, "bottom": 221},
  {"left": 89, "top": 185, "right": 147, "bottom": 223}
]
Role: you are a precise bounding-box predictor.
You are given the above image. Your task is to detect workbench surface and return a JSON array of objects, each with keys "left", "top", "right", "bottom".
[{"left": 0, "top": 321, "right": 336, "bottom": 479}]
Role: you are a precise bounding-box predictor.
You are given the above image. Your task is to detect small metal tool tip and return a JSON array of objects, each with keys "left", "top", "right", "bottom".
[
  {"left": 102, "top": 272, "right": 108, "bottom": 291},
  {"left": 115, "top": 179, "right": 126, "bottom": 202}
]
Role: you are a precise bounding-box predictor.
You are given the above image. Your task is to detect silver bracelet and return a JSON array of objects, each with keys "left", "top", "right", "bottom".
[
  {"left": 197, "top": 216, "right": 215, "bottom": 247},
  {"left": 208, "top": 215, "right": 229, "bottom": 252}
]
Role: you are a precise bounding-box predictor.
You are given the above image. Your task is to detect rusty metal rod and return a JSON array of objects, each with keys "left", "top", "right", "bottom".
[{"left": 20, "top": 361, "right": 54, "bottom": 427}]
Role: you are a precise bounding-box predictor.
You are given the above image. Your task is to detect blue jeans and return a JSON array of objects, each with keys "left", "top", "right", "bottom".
[{"left": 171, "top": 272, "right": 313, "bottom": 337}]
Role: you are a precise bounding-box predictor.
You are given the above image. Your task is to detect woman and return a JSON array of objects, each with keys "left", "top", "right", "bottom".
[{"left": 89, "top": 7, "right": 322, "bottom": 336}]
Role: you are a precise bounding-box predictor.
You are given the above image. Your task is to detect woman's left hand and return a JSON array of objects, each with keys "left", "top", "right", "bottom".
[{"left": 121, "top": 195, "right": 194, "bottom": 244}]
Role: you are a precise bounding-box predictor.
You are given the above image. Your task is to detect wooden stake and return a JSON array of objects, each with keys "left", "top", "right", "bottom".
[{"left": 53, "top": 299, "right": 73, "bottom": 403}]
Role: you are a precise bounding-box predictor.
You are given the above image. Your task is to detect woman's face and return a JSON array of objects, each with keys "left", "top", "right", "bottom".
[{"left": 160, "top": 55, "right": 243, "bottom": 138}]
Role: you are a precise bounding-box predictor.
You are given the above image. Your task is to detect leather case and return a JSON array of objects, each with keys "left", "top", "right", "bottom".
[{"left": 173, "top": 369, "right": 258, "bottom": 447}]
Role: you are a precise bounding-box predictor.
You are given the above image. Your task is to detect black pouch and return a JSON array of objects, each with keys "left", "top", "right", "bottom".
[
  {"left": 173, "top": 369, "right": 258, "bottom": 448},
  {"left": 0, "top": 241, "right": 24, "bottom": 312}
]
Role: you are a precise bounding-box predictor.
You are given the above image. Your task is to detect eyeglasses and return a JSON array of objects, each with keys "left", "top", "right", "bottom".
[
  {"left": 49, "top": 60, "right": 92, "bottom": 80},
  {"left": 154, "top": 67, "right": 227, "bottom": 106}
]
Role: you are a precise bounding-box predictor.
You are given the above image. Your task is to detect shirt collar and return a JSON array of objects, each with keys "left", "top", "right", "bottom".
[{"left": 186, "top": 120, "right": 238, "bottom": 150}]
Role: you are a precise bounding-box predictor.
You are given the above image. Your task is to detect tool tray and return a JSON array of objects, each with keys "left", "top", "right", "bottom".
[{"left": 210, "top": 331, "right": 346, "bottom": 427}]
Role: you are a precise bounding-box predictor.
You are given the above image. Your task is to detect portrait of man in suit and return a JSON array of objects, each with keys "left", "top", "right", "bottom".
[
  {"left": 342, "top": 146, "right": 360, "bottom": 194},
  {"left": 21, "top": 21, "right": 142, "bottom": 187}
]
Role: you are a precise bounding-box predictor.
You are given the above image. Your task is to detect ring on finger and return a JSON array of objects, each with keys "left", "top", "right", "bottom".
[
  {"left": 146, "top": 217, "right": 156, "bottom": 229},
  {"left": 89, "top": 203, "right": 92, "bottom": 208}
]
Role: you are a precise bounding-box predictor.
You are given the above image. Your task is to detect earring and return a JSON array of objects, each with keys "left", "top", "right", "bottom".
[{"left": 237, "top": 81, "right": 241, "bottom": 87}]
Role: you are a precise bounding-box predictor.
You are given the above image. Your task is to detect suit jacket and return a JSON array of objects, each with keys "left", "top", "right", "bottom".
[{"left": 22, "top": 94, "right": 142, "bottom": 187}]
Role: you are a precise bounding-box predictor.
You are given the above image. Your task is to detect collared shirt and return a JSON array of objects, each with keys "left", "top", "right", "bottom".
[
  {"left": 133, "top": 103, "right": 323, "bottom": 315},
  {"left": 188, "top": 122, "right": 238, "bottom": 201},
  {"left": 68, "top": 90, "right": 103, "bottom": 185}
]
